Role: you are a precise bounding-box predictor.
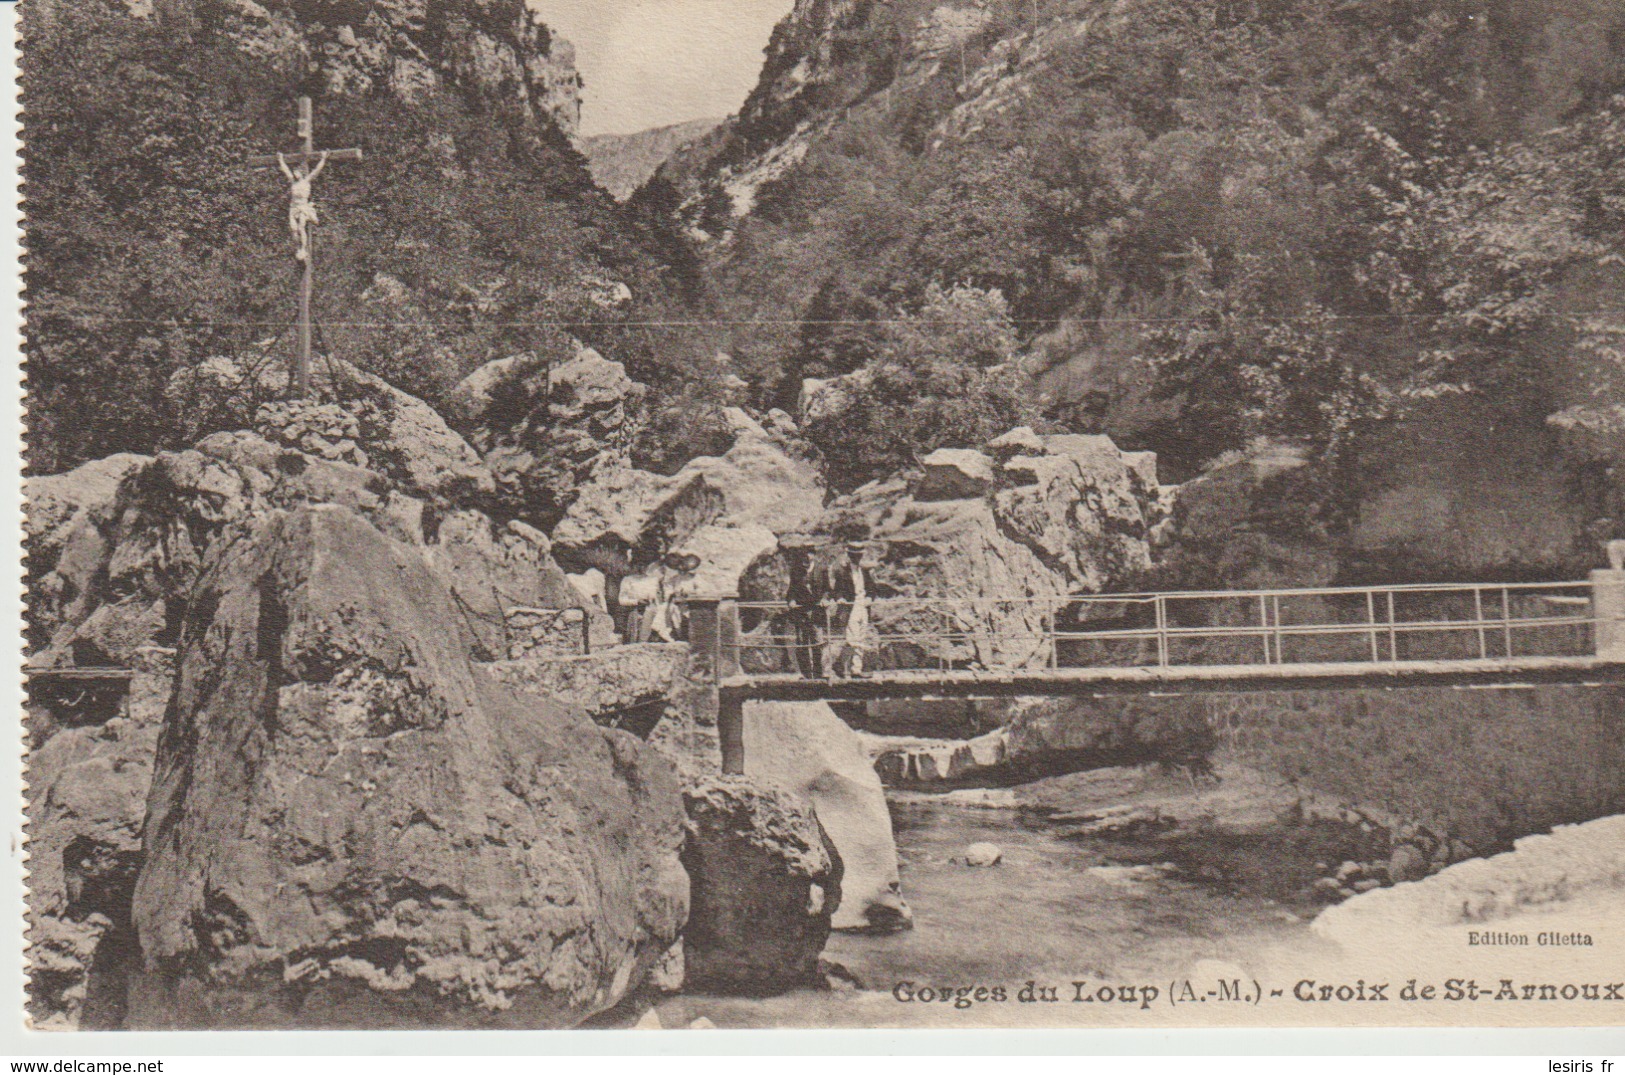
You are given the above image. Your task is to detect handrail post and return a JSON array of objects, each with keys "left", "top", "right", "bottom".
[
  {"left": 717, "top": 595, "right": 742, "bottom": 678},
  {"left": 1258, "top": 594, "right": 1271, "bottom": 664},
  {"left": 1271, "top": 593, "right": 1283, "bottom": 665},
  {"left": 1155, "top": 594, "right": 1169, "bottom": 667},
  {"left": 686, "top": 597, "right": 722, "bottom": 684},
  {"left": 1047, "top": 600, "right": 1058, "bottom": 670},
  {"left": 718, "top": 694, "right": 746, "bottom": 776},
  {"left": 1591, "top": 569, "right": 1625, "bottom": 660},
  {"left": 1473, "top": 587, "right": 1487, "bottom": 660},
  {"left": 1386, "top": 590, "right": 1398, "bottom": 662},
  {"left": 716, "top": 597, "right": 744, "bottom": 773},
  {"left": 1366, "top": 590, "right": 1380, "bottom": 663},
  {"left": 1502, "top": 586, "right": 1514, "bottom": 658}
]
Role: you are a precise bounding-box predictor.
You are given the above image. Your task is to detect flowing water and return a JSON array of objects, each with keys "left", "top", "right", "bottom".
[{"left": 656, "top": 783, "right": 1347, "bottom": 1029}]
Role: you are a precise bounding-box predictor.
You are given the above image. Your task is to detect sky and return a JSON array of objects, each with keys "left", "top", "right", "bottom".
[{"left": 527, "top": 0, "right": 797, "bottom": 138}]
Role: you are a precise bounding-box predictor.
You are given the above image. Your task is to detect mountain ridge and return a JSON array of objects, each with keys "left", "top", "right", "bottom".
[{"left": 584, "top": 116, "right": 727, "bottom": 200}]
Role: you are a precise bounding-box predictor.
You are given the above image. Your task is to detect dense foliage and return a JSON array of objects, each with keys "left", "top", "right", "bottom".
[
  {"left": 801, "top": 284, "right": 1038, "bottom": 489},
  {"left": 23, "top": 0, "right": 719, "bottom": 474},
  {"left": 688, "top": 0, "right": 1625, "bottom": 492}
]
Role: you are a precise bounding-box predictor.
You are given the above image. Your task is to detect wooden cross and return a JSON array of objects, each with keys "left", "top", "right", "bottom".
[{"left": 249, "top": 97, "right": 363, "bottom": 399}]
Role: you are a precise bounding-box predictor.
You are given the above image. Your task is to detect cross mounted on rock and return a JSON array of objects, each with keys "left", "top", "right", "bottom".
[{"left": 249, "top": 97, "right": 364, "bottom": 400}]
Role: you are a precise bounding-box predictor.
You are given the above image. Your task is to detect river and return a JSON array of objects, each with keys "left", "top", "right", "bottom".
[{"left": 650, "top": 769, "right": 1357, "bottom": 1029}]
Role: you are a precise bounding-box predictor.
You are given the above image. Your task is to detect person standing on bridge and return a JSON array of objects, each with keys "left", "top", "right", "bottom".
[
  {"left": 782, "top": 536, "right": 824, "bottom": 677},
  {"left": 837, "top": 541, "right": 877, "bottom": 678}
]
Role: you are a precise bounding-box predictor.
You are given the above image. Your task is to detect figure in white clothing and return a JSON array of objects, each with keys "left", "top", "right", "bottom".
[
  {"left": 842, "top": 544, "right": 873, "bottom": 677},
  {"left": 278, "top": 149, "right": 330, "bottom": 262}
]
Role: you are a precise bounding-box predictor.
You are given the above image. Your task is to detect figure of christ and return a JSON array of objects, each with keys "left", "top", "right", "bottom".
[{"left": 278, "top": 150, "right": 330, "bottom": 262}]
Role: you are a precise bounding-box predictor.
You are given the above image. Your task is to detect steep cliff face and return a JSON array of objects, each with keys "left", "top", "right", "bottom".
[
  {"left": 31, "top": 0, "right": 583, "bottom": 134},
  {"left": 678, "top": 0, "right": 1625, "bottom": 231},
  {"left": 220, "top": 0, "right": 582, "bottom": 135}
]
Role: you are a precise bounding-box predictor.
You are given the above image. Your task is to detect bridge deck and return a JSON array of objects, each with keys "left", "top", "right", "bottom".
[{"left": 724, "top": 655, "right": 1625, "bottom": 702}]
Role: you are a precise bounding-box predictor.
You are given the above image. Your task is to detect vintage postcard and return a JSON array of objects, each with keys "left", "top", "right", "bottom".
[{"left": 16, "top": 0, "right": 1625, "bottom": 1037}]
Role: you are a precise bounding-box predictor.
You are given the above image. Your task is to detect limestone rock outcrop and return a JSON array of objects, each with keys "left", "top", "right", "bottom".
[
  {"left": 448, "top": 347, "right": 646, "bottom": 527},
  {"left": 553, "top": 407, "right": 825, "bottom": 605},
  {"left": 679, "top": 775, "right": 837, "bottom": 995},
  {"left": 416, "top": 509, "right": 616, "bottom": 660},
  {"left": 125, "top": 505, "right": 688, "bottom": 1029},
  {"left": 916, "top": 448, "right": 996, "bottom": 501},
  {"left": 743, "top": 702, "right": 910, "bottom": 932},
  {"left": 25, "top": 453, "right": 151, "bottom": 569},
  {"left": 35, "top": 421, "right": 600, "bottom": 668},
  {"left": 25, "top": 454, "right": 153, "bottom": 646},
  {"left": 25, "top": 647, "right": 173, "bottom": 1030},
  {"left": 786, "top": 429, "right": 1165, "bottom": 670},
  {"left": 870, "top": 696, "right": 1214, "bottom": 789},
  {"left": 166, "top": 356, "right": 495, "bottom": 506},
  {"left": 34, "top": 0, "right": 585, "bottom": 137},
  {"left": 486, "top": 643, "right": 687, "bottom": 727}
]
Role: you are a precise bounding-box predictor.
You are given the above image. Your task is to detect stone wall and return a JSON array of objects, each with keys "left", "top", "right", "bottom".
[{"left": 1208, "top": 686, "right": 1625, "bottom": 851}]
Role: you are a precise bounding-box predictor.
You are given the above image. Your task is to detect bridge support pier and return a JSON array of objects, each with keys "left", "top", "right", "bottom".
[
  {"left": 718, "top": 695, "right": 746, "bottom": 776},
  {"left": 685, "top": 595, "right": 746, "bottom": 774},
  {"left": 1592, "top": 570, "right": 1625, "bottom": 660}
]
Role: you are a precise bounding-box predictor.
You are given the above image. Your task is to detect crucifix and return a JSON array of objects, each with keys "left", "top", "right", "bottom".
[{"left": 249, "top": 97, "right": 363, "bottom": 399}]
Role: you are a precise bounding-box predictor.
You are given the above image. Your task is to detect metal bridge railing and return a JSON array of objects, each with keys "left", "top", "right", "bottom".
[{"left": 708, "top": 579, "right": 1606, "bottom": 678}]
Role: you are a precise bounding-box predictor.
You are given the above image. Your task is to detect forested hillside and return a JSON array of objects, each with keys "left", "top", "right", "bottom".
[
  {"left": 663, "top": 0, "right": 1625, "bottom": 575},
  {"left": 22, "top": 0, "right": 719, "bottom": 475},
  {"left": 26, "top": 0, "right": 1625, "bottom": 578}
]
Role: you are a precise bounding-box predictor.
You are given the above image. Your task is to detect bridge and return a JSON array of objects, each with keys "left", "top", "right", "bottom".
[
  {"left": 684, "top": 570, "right": 1625, "bottom": 774},
  {"left": 29, "top": 570, "right": 1625, "bottom": 777}
]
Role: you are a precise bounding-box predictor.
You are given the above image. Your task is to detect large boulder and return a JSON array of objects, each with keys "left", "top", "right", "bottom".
[
  {"left": 679, "top": 775, "right": 837, "bottom": 995},
  {"left": 992, "top": 433, "right": 1163, "bottom": 592},
  {"left": 37, "top": 445, "right": 259, "bottom": 667},
  {"left": 25, "top": 453, "right": 151, "bottom": 571},
  {"left": 670, "top": 408, "right": 826, "bottom": 536},
  {"left": 915, "top": 448, "right": 996, "bottom": 501},
  {"left": 552, "top": 408, "right": 826, "bottom": 604},
  {"left": 798, "top": 372, "right": 870, "bottom": 427},
  {"left": 123, "top": 505, "right": 688, "bottom": 1029},
  {"left": 744, "top": 702, "right": 910, "bottom": 932},
  {"left": 25, "top": 647, "right": 173, "bottom": 1030},
  {"left": 448, "top": 347, "right": 645, "bottom": 526}
]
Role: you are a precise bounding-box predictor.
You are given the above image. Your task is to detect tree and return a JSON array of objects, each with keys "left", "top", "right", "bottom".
[{"left": 804, "top": 284, "right": 1036, "bottom": 491}]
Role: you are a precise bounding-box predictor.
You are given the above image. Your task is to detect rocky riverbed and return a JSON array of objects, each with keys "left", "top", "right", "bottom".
[
  {"left": 628, "top": 767, "right": 1625, "bottom": 1030},
  {"left": 620, "top": 765, "right": 1341, "bottom": 1029}
]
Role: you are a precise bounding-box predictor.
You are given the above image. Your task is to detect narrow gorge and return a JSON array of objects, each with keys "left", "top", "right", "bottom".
[{"left": 21, "top": 0, "right": 1625, "bottom": 1032}]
